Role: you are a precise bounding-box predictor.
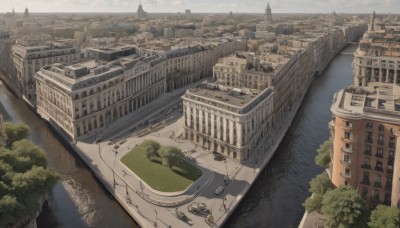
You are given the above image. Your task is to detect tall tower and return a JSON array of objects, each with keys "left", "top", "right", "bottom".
[
  {"left": 24, "top": 7, "right": 29, "bottom": 18},
  {"left": 264, "top": 3, "right": 272, "bottom": 25},
  {"left": 368, "top": 10, "right": 376, "bottom": 32},
  {"left": 12, "top": 6, "right": 16, "bottom": 17}
]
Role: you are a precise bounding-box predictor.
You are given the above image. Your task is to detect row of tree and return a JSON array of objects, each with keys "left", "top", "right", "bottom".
[
  {"left": 303, "top": 140, "right": 400, "bottom": 228},
  {"left": 141, "top": 140, "right": 184, "bottom": 169},
  {"left": 0, "top": 122, "right": 59, "bottom": 227}
]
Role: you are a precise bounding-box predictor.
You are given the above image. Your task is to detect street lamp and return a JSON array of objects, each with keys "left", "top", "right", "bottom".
[
  {"left": 154, "top": 209, "right": 158, "bottom": 227},
  {"left": 223, "top": 160, "right": 229, "bottom": 184},
  {"left": 113, "top": 149, "right": 118, "bottom": 189}
]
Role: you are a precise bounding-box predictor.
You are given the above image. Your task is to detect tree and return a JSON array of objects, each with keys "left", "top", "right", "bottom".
[
  {"left": 0, "top": 122, "right": 59, "bottom": 227},
  {"left": 321, "top": 185, "right": 369, "bottom": 228},
  {"left": 2, "top": 122, "right": 31, "bottom": 147},
  {"left": 141, "top": 140, "right": 160, "bottom": 160},
  {"left": 368, "top": 205, "right": 400, "bottom": 228},
  {"left": 315, "top": 140, "right": 331, "bottom": 168},
  {"left": 303, "top": 172, "right": 332, "bottom": 212},
  {"left": 159, "top": 146, "right": 183, "bottom": 169},
  {"left": 309, "top": 172, "right": 332, "bottom": 195}
]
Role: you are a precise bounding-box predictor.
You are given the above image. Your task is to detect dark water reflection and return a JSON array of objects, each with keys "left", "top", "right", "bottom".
[
  {"left": 0, "top": 82, "right": 136, "bottom": 228},
  {"left": 226, "top": 44, "right": 357, "bottom": 228}
]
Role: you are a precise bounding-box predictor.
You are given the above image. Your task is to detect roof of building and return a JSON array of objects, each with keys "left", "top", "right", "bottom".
[{"left": 332, "top": 82, "right": 400, "bottom": 122}]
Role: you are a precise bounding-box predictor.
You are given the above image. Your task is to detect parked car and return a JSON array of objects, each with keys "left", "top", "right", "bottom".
[
  {"left": 214, "top": 186, "right": 225, "bottom": 195},
  {"left": 213, "top": 151, "right": 226, "bottom": 161}
]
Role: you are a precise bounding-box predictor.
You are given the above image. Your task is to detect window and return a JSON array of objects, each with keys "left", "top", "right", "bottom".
[
  {"left": 345, "top": 132, "right": 351, "bottom": 139},
  {"left": 345, "top": 167, "right": 350, "bottom": 175},
  {"left": 366, "top": 132, "right": 373, "bottom": 143},
  {"left": 345, "top": 121, "right": 352, "bottom": 128},
  {"left": 376, "top": 148, "right": 383, "bottom": 158},
  {"left": 365, "top": 145, "right": 372, "bottom": 155},
  {"left": 375, "top": 175, "right": 381, "bottom": 183},
  {"left": 378, "top": 124, "right": 384, "bottom": 131},
  {"left": 378, "top": 134, "right": 384, "bottom": 145},
  {"left": 364, "top": 157, "right": 370, "bottom": 165},
  {"left": 343, "top": 154, "right": 350, "bottom": 162},
  {"left": 373, "top": 190, "right": 379, "bottom": 200},
  {"left": 345, "top": 143, "right": 351, "bottom": 149},
  {"left": 366, "top": 122, "right": 373, "bottom": 128}
]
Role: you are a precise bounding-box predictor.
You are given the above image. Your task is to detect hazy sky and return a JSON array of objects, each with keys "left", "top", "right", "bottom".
[{"left": 2, "top": 0, "right": 398, "bottom": 13}]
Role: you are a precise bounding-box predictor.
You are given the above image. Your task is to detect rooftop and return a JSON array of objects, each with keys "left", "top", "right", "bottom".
[{"left": 333, "top": 82, "right": 400, "bottom": 121}]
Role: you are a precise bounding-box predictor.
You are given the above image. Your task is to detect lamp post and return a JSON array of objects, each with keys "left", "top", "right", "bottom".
[
  {"left": 113, "top": 149, "right": 118, "bottom": 189},
  {"left": 223, "top": 160, "right": 229, "bottom": 184},
  {"left": 154, "top": 209, "right": 158, "bottom": 227}
]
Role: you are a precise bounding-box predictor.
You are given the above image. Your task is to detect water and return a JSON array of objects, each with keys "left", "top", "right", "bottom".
[
  {"left": 225, "top": 44, "right": 358, "bottom": 228},
  {"left": 0, "top": 82, "right": 137, "bottom": 227},
  {"left": 0, "top": 44, "right": 356, "bottom": 228}
]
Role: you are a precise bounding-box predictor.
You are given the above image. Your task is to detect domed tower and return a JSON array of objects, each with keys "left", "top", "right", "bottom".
[
  {"left": 24, "top": 7, "right": 29, "bottom": 18},
  {"left": 264, "top": 2, "right": 272, "bottom": 25}
]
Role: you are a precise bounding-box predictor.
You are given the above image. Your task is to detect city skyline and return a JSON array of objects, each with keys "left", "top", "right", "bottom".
[{"left": 1, "top": 0, "right": 398, "bottom": 14}]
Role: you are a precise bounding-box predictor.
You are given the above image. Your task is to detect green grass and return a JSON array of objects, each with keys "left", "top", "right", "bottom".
[{"left": 121, "top": 146, "right": 202, "bottom": 192}]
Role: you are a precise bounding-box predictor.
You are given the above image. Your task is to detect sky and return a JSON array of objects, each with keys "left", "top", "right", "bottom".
[{"left": 1, "top": 0, "right": 399, "bottom": 14}]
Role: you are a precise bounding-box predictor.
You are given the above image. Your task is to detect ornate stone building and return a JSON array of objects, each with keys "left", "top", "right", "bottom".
[
  {"left": 11, "top": 39, "right": 80, "bottom": 107},
  {"left": 35, "top": 45, "right": 166, "bottom": 140},
  {"left": 182, "top": 82, "right": 274, "bottom": 161}
]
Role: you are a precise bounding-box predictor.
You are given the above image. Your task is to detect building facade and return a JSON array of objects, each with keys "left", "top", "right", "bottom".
[
  {"left": 164, "top": 37, "right": 246, "bottom": 92},
  {"left": 12, "top": 39, "right": 80, "bottom": 107},
  {"left": 35, "top": 47, "right": 166, "bottom": 140},
  {"left": 182, "top": 83, "right": 274, "bottom": 161},
  {"left": 330, "top": 17, "right": 400, "bottom": 208}
]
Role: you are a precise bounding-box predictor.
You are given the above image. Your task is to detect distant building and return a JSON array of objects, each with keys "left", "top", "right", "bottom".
[
  {"left": 136, "top": 1, "right": 147, "bottom": 19},
  {"left": 185, "top": 9, "right": 191, "bottom": 15},
  {"left": 24, "top": 7, "right": 29, "bottom": 18},
  {"left": 257, "top": 3, "right": 273, "bottom": 31}
]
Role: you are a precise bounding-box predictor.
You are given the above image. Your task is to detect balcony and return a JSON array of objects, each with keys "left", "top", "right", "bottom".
[
  {"left": 375, "top": 166, "right": 384, "bottom": 172},
  {"left": 342, "top": 136, "right": 356, "bottom": 142},
  {"left": 374, "top": 182, "right": 382, "bottom": 188},
  {"left": 389, "top": 142, "right": 395, "bottom": 149},
  {"left": 387, "top": 169, "right": 393, "bottom": 174},
  {"left": 361, "top": 164, "right": 371, "bottom": 169},
  {"left": 364, "top": 150, "right": 372, "bottom": 156},
  {"left": 340, "top": 160, "right": 351, "bottom": 165},
  {"left": 375, "top": 153, "right": 384, "bottom": 159},
  {"left": 370, "top": 196, "right": 381, "bottom": 204},
  {"left": 385, "top": 184, "right": 392, "bottom": 191},
  {"left": 365, "top": 138, "right": 373, "bottom": 144},
  {"left": 341, "top": 147, "right": 353, "bottom": 153},
  {"left": 361, "top": 179, "right": 370, "bottom": 185},
  {"left": 377, "top": 140, "right": 384, "bottom": 146},
  {"left": 340, "top": 172, "right": 351, "bottom": 179}
]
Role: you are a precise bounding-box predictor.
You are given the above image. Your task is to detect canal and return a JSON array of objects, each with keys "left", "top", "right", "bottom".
[
  {"left": 0, "top": 43, "right": 356, "bottom": 228},
  {"left": 0, "top": 84, "right": 137, "bottom": 226},
  {"left": 226, "top": 44, "right": 358, "bottom": 228}
]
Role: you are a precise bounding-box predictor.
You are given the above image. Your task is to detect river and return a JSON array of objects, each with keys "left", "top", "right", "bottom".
[
  {"left": 0, "top": 44, "right": 356, "bottom": 228},
  {"left": 225, "top": 44, "right": 358, "bottom": 227},
  {"left": 0, "top": 83, "right": 137, "bottom": 227}
]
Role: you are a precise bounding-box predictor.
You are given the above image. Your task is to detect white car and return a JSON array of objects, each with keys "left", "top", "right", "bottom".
[{"left": 214, "top": 186, "right": 224, "bottom": 195}]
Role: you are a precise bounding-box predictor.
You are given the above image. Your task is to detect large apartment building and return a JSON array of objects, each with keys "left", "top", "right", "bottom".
[
  {"left": 330, "top": 17, "right": 400, "bottom": 208},
  {"left": 164, "top": 37, "right": 246, "bottom": 92},
  {"left": 12, "top": 38, "right": 80, "bottom": 107},
  {"left": 182, "top": 82, "right": 274, "bottom": 161},
  {"left": 35, "top": 45, "right": 165, "bottom": 140}
]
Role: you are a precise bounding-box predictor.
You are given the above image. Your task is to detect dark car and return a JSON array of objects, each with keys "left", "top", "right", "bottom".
[{"left": 213, "top": 151, "right": 226, "bottom": 161}]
